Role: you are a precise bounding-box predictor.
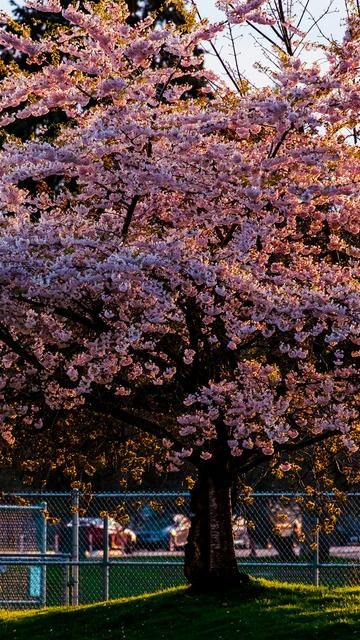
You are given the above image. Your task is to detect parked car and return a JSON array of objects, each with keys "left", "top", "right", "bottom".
[
  {"left": 268, "top": 502, "right": 302, "bottom": 559},
  {"left": 132, "top": 505, "right": 252, "bottom": 552},
  {"left": 131, "top": 506, "right": 176, "bottom": 550},
  {"left": 232, "top": 515, "right": 251, "bottom": 549},
  {"left": 57, "top": 517, "right": 136, "bottom": 556},
  {"left": 169, "top": 514, "right": 190, "bottom": 551},
  {"left": 329, "top": 514, "right": 360, "bottom": 546},
  {"left": 168, "top": 513, "right": 251, "bottom": 551}
]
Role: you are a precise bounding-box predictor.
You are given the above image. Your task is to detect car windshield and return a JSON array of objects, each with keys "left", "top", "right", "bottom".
[{"left": 132, "top": 508, "right": 171, "bottom": 530}]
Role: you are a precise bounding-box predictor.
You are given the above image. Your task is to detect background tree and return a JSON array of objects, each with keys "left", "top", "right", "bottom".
[
  {"left": 0, "top": 0, "right": 200, "bottom": 142},
  {"left": 0, "top": 0, "right": 359, "bottom": 591}
]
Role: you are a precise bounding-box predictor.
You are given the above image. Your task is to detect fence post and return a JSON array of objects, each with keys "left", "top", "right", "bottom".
[
  {"left": 102, "top": 515, "right": 110, "bottom": 601},
  {"left": 64, "top": 562, "right": 70, "bottom": 606},
  {"left": 40, "top": 501, "right": 47, "bottom": 607},
  {"left": 71, "top": 490, "right": 80, "bottom": 605},
  {"left": 313, "top": 517, "right": 320, "bottom": 587}
]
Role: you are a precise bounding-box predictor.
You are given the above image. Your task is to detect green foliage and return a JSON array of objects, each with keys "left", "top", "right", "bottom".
[{"left": 1, "top": 580, "right": 360, "bottom": 640}]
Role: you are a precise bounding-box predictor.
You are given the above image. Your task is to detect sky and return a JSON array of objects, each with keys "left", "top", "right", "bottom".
[
  {"left": 196, "top": 0, "right": 347, "bottom": 85},
  {"left": 0, "top": 0, "right": 348, "bottom": 83}
]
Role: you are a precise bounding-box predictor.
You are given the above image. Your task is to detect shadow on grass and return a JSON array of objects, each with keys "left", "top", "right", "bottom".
[{"left": 1, "top": 580, "right": 359, "bottom": 640}]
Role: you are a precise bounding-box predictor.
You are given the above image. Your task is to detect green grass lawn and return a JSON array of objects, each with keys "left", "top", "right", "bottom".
[
  {"left": 3, "top": 558, "right": 358, "bottom": 608},
  {"left": 45, "top": 560, "right": 186, "bottom": 605},
  {"left": 1, "top": 579, "right": 359, "bottom": 640},
  {"left": 45, "top": 557, "right": 359, "bottom": 606}
]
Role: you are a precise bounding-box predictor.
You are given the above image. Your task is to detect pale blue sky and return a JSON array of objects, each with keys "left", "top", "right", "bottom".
[
  {"left": 0, "top": 0, "right": 13, "bottom": 12},
  {"left": 0, "top": 0, "right": 347, "bottom": 83},
  {"left": 196, "top": 0, "right": 346, "bottom": 84}
]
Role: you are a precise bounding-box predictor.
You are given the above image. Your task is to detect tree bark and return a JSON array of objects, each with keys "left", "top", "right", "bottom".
[{"left": 184, "top": 468, "right": 247, "bottom": 591}]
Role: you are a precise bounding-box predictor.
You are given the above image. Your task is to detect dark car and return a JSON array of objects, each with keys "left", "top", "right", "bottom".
[
  {"left": 131, "top": 506, "right": 176, "bottom": 550},
  {"left": 329, "top": 514, "right": 360, "bottom": 546},
  {"left": 132, "top": 506, "right": 251, "bottom": 552}
]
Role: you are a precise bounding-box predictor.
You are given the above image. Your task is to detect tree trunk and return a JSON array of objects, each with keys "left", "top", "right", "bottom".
[{"left": 184, "top": 468, "right": 247, "bottom": 591}]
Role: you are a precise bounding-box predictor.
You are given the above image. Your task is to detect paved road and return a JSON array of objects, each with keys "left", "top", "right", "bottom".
[{"left": 112, "top": 545, "right": 360, "bottom": 560}]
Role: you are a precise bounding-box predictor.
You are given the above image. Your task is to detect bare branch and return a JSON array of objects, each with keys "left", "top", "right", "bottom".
[
  {"left": 246, "top": 20, "right": 284, "bottom": 52},
  {"left": 226, "top": 15, "right": 246, "bottom": 94},
  {"left": 296, "top": 0, "right": 311, "bottom": 28},
  {"left": 190, "top": 0, "right": 243, "bottom": 95},
  {"left": 294, "top": 1, "right": 336, "bottom": 52}
]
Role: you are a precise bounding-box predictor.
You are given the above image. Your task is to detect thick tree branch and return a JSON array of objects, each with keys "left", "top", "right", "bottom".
[
  {"left": 214, "top": 223, "right": 238, "bottom": 248},
  {"left": 275, "top": 0, "right": 294, "bottom": 55},
  {"left": 278, "top": 429, "right": 343, "bottom": 452},
  {"left": 122, "top": 195, "right": 140, "bottom": 238},
  {"left": 87, "top": 391, "right": 187, "bottom": 450},
  {"left": 0, "top": 322, "right": 43, "bottom": 370},
  {"left": 16, "top": 295, "right": 108, "bottom": 332},
  {"left": 269, "top": 126, "right": 293, "bottom": 159},
  {"left": 234, "top": 429, "right": 343, "bottom": 475}
]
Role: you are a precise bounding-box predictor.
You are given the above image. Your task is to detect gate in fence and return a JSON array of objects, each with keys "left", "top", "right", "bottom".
[
  {"left": 0, "top": 491, "right": 359, "bottom": 609},
  {"left": 0, "top": 503, "right": 47, "bottom": 608}
]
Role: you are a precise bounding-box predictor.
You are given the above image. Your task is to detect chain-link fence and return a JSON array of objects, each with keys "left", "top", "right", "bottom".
[{"left": 0, "top": 492, "right": 359, "bottom": 609}]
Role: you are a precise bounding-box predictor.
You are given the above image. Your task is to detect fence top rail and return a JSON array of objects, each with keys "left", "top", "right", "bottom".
[
  {"left": 0, "top": 503, "right": 46, "bottom": 510},
  {"left": 0, "top": 557, "right": 358, "bottom": 568},
  {"left": 1, "top": 491, "right": 191, "bottom": 498},
  {"left": 1, "top": 491, "right": 360, "bottom": 498}
]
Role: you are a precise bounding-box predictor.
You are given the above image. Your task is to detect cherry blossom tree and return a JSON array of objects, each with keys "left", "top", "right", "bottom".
[{"left": 0, "top": 0, "right": 359, "bottom": 589}]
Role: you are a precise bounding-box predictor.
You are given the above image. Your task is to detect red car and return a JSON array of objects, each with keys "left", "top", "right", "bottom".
[{"left": 57, "top": 517, "right": 136, "bottom": 556}]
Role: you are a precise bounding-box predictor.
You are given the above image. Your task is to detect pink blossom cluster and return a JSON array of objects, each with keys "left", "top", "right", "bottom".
[{"left": 217, "top": 0, "right": 275, "bottom": 25}]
